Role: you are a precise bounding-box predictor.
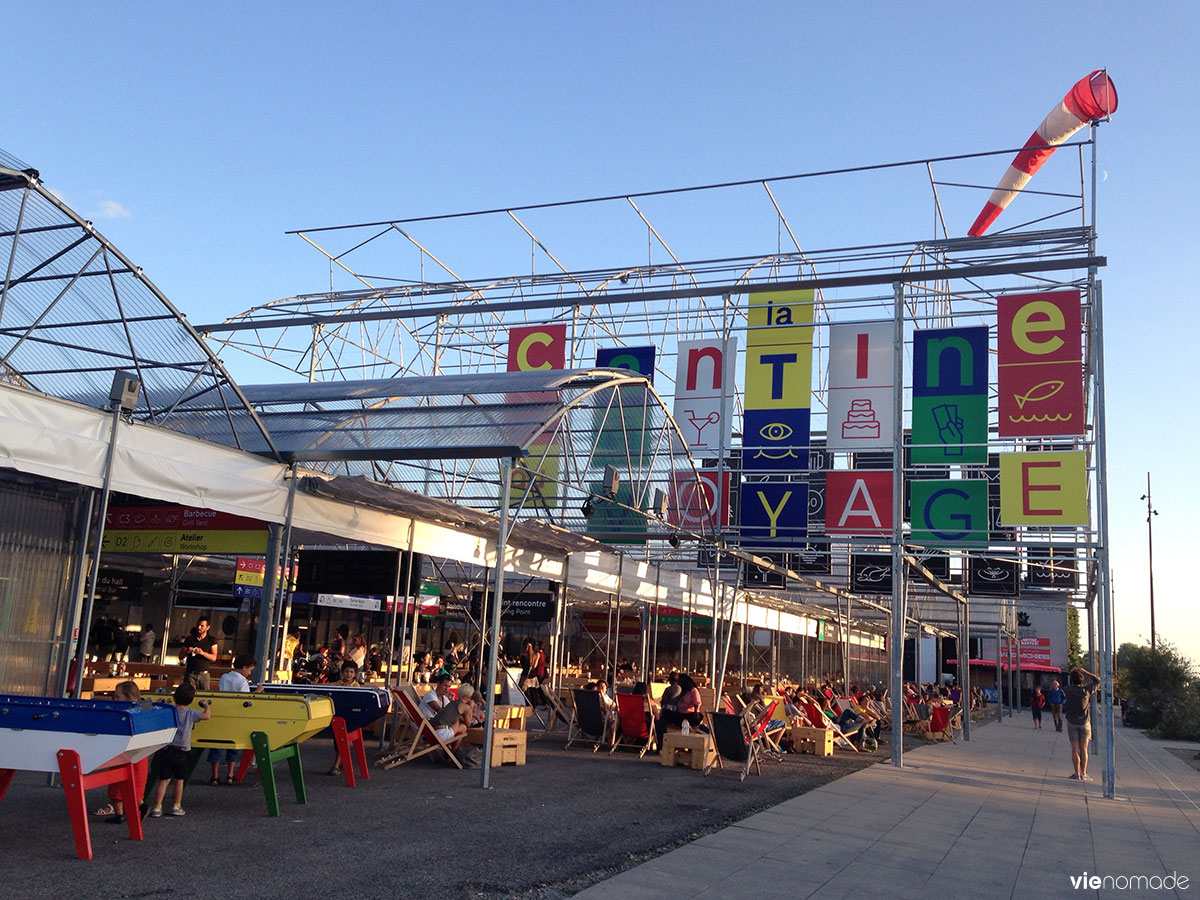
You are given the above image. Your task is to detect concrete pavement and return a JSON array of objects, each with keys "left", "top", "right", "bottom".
[{"left": 576, "top": 716, "right": 1200, "bottom": 899}]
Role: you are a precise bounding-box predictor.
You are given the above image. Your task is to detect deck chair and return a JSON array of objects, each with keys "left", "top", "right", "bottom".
[
  {"left": 531, "top": 687, "right": 575, "bottom": 741},
  {"left": 704, "top": 711, "right": 762, "bottom": 781},
  {"left": 754, "top": 700, "right": 787, "bottom": 754},
  {"left": 921, "top": 705, "right": 957, "bottom": 743},
  {"left": 378, "top": 686, "right": 464, "bottom": 770},
  {"left": 905, "top": 702, "right": 931, "bottom": 736},
  {"left": 802, "top": 700, "right": 860, "bottom": 752},
  {"left": 610, "top": 692, "right": 656, "bottom": 758},
  {"left": 566, "top": 689, "right": 608, "bottom": 752}
]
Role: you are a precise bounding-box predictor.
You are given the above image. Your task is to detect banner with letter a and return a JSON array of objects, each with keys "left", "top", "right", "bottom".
[
  {"left": 827, "top": 322, "right": 895, "bottom": 451},
  {"left": 911, "top": 327, "right": 988, "bottom": 464},
  {"left": 743, "top": 290, "right": 813, "bottom": 473},
  {"left": 997, "top": 290, "right": 1084, "bottom": 437},
  {"left": 673, "top": 337, "right": 737, "bottom": 454}
]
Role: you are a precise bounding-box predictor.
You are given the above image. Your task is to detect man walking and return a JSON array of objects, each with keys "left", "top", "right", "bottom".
[{"left": 1046, "top": 679, "right": 1067, "bottom": 732}]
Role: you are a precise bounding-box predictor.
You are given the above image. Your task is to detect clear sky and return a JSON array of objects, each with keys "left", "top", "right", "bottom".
[{"left": 8, "top": 3, "right": 1198, "bottom": 663}]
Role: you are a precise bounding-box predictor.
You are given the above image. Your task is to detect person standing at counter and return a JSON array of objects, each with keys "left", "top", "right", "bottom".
[
  {"left": 181, "top": 617, "right": 219, "bottom": 690},
  {"left": 138, "top": 623, "right": 157, "bottom": 662}
]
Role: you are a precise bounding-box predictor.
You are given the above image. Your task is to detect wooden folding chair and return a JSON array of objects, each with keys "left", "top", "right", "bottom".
[
  {"left": 753, "top": 700, "right": 787, "bottom": 754},
  {"left": 377, "top": 686, "right": 463, "bottom": 770},
  {"left": 610, "top": 692, "right": 656, "bottom": 758},
  {"left": 920, "top": 705, "right": 957, "bottom": 743},
  {"left": 531, "top": 687, "right": 575, "bottom": 741},
  {"left": 802, "top": 700, "right": 859, "bottom": 752},
  {"left": 565, "top": 689, "right": 608, "bottom": 752},
  {"left": 705, "top": 711, "right": 762, "bottom": 781}
]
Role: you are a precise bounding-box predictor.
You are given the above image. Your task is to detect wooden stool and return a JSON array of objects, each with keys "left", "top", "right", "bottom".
[
  {"left": 789, "top": 725, "right": 833, "bottom": 757},
  {"left": 659, "top": 731, "right": 716, "bottom": 770},
  {"left": 467, "top": 727, "right": 527, "bottom": 766}
]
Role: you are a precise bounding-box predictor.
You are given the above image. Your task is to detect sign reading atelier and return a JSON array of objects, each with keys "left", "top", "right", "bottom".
[
  {"left": 997, "top": 290, "right": 1084, "bottom": 437},
  {"left": 998, "top": 451, "right": 1087, "bottom": 525},
  {"left": 673, "top": 337, "right": 738, "bottom": 454},
  {"left": 911, "top": 327, "right": 989, "bottom": 464},
  {"left": 103, "top": 505, "right": 267, "bottom": 554},
  {"left": 742, "top": 290, "right": 813, "bottom": 472},
  {"left": 827, "top": 322, "right": 895, "bottom": 450},
  {"left": 909, "top": 480, "right": 988, "bottom": 546},
  {"left": 825, "top": 470, "right": 892, "bottom": 536}
]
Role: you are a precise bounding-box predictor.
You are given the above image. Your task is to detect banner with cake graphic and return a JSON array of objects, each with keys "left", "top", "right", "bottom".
[
  {"left": 997, "top": 290, "right": 1084, "bottom": 437},
  {"left": 826, "top": 322, "right": 895, "bottom": 450}
]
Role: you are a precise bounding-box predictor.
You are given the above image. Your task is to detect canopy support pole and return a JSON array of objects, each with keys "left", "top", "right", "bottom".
[{"left": 481, "top": 458, "right": 513, "bottom": 788}]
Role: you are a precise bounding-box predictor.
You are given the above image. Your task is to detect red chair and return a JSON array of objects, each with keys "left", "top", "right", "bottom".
[
  {"left": 610, "top": 692, "right": 656, "bottom": 758},
  {"left": 802, "top": 699, "right": 860, "bottom": 752},
  {"left": 923, "top": 705, "right": 957, "bottom": 743}
]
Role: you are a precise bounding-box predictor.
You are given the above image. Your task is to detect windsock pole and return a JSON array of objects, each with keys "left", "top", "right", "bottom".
[{"left": 969, "top": 70, "right": 1117, "bottom": 237}]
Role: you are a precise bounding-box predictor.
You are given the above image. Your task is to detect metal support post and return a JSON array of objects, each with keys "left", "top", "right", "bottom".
[
  {"left": 962, "top": 599, "right": 971, "bottom": 742},
  {"left": 889, "top": 280, "right": 905, "bottom": 768},
  {"left": 481, "top": 459, "right": 514, "bottom": 788}
]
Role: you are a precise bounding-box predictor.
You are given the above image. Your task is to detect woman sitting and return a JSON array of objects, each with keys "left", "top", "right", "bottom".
[{"left": 656, "top": 673, "right": 704, "bottom": 745}]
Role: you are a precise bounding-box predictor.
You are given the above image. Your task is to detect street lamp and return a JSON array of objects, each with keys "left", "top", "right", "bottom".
[{"left": 1139, "top": 472, "right": 1159, "bottom": 650}]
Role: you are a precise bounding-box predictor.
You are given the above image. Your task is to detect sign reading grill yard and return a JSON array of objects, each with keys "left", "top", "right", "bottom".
[{"left": 471, "top": 591, "right": 556, "bottom": 623}]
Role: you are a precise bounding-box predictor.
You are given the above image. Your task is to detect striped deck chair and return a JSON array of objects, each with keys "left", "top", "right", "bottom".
[
  {"left": 802, "top": 699, "right": 860, "bottom": 752},
  {"left": 378, "top": 686, "right": 463, "bottom": 770}
]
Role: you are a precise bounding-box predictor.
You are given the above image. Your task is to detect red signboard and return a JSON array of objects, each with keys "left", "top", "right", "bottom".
[
  {"left": 825, "top": 471, "right": 892, "bottom": 536},
  {"left": 997, "top": 290, "right": 1084, "bottom": 437},
  {"left": 669, "top": 470, "right": 730, "bottom": 531},
  {"left": 1002, "top": 637, "right": 1054, "bottom": 668},
  {"left": 106, "top": 505, "right": 263, "bottom": 531},
  {"left": 507, "top": 324, "right": 567, "bottom": 372}
]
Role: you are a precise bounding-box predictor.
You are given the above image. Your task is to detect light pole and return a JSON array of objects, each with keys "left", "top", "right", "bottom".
[{"left": 1139, "top": 472, "right": 1159, "bottom": 650}]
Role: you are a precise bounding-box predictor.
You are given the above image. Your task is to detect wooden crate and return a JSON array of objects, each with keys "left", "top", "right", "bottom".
[
  {"left": 659, "top": 731, "right": 716, "bottom": 770},
  {"left": 789, "top": 725, "right": 833, "bottom": 757},
  {"left": 466, "top": 727, "right": 527, "bottom": 766}
]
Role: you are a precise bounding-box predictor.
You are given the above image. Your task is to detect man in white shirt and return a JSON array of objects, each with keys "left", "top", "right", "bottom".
[
  {"left": 209, "top": 654, "right": 263, "bottom": 784},
  {"left": 419, "top": 671, "right": 454, "bottom": 720}
]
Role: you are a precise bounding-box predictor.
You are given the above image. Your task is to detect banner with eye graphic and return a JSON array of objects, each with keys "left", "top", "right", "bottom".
[{"left": 742, "top": 289, "right": 814, "bottom": 474}]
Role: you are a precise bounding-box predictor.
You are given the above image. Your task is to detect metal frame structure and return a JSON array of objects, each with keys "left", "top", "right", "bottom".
[{"left": 0, "top": 138, "right": 1115, "bottom": 795}]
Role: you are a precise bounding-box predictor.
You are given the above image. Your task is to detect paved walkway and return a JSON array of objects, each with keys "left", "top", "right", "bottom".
[{"left": 576, "top": 717, "right": 1200, "bottom": 899}]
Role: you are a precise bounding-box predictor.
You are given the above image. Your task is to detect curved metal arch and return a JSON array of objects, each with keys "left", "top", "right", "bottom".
[{"left": 0, "top": 163, "right": 281, "bottom": 460}]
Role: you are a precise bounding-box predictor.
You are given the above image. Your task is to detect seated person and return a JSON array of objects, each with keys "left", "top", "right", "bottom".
[
  {"left": 660, "top": 671, "right": 682, "bottom": 712},
  {"left": 656, "top": 673, "right": 704, "bottom": 744},
  {"left": 419, "top": 671, "right": 456, "bottom": 719},
  {"left": 427, "top": 682, "right": 477, "bottom": 745},
  {"left": 337, "top": 659, "right": 360, "bottom": 685}
]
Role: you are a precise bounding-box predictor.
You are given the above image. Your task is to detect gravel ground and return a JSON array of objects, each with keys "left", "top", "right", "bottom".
[{"left": 0, "top": 732, "right": 910, "bottom": 899}]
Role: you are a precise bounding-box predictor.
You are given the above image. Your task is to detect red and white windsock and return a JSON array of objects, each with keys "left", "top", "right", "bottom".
[{"left": 968, "top": 70, "right": 1118, "bottom": 237}]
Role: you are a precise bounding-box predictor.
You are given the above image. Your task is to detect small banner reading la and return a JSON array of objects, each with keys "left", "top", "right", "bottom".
[{"left": 997, "top": 290, "right": 1084, "bottom": 437}]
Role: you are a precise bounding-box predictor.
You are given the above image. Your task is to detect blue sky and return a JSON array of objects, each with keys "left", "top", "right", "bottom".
[{"left": 8, "top": 3, "right": 1198, "bottom": 663}]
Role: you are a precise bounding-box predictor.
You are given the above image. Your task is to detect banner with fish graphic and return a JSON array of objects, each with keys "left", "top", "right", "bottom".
[{"left": 997, "top": 290, "right": 1084, "bottom": 437}]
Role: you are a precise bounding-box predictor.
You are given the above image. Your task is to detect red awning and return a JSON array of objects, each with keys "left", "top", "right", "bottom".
[{"left": 947, "top": 658, "right": 1062, "bottom": 673}]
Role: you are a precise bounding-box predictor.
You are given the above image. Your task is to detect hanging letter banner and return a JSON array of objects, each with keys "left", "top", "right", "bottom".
[
  {"left": 997, "top": 290, "right": 1084, "bottom": 437},
  {"left": 739, "top": 481, "right": 808, "bottom": 548},
  {"left": 673, "top": 337, "right": 737, "bottom": 454},
  {"left": 998, "top": 451, "right": 1087, "bottom": 525},
  {"left": 825, "top": 470, "right": 892, "bottom": 536},
  {"left": 910, "top": 479, "right": 988, "bottom": 546},
  {"left": 596, "top": 346, "right": 655, "bottom": 383},
  {"left": 911, "top": 326, "right": 989, "bottom": 464},
  {"left": 743, "top": 290, "right": 813, "bottom": 473},
  {"left": 507, "top": 323, "right": 567, "bottom": 372},
  {"left": 827, "top": 322, "right": 895, "bottom": 450}
]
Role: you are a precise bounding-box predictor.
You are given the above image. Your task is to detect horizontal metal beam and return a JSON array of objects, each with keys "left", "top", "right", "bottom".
[{"left": 198, "top": 254, "right": 1105, "bottom": 334}]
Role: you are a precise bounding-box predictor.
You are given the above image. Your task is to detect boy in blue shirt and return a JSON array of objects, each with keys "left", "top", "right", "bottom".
[{"left": 150, "top": 683, "right": 210, "bottom": 817}]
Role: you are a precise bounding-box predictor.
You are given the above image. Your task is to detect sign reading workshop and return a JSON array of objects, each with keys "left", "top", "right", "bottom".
[
  {"left": 102, "top": 505, "right": 267, "bottom": 554},
  {"left": 740, "top": 290, "right": 813, "bottom": 548}
]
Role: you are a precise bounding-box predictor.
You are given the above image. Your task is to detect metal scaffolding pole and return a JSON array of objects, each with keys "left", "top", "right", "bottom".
[
  {"left": 481, "top": 459, "right": 514, "bottom": 788},
  {"left": 889, "top": 279, "right": 906, "bottom": 768}
]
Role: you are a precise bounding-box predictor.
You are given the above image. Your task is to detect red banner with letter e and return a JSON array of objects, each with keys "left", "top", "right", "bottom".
[{"left": 997, "top": 290, "right": 1084, "bottom": 437}]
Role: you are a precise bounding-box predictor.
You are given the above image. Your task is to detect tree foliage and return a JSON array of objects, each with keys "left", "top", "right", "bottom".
[
  {"left": 1066, "top": 605, "right": 1084, "bottom": 671},
  {"left": 1115, "top": 642, "right": 1198, "bottom": 736}
]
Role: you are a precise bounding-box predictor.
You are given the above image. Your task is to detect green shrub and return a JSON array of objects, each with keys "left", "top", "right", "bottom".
[{"left": 1151, "top": 690, "right": 1200, "bottom": 742}]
